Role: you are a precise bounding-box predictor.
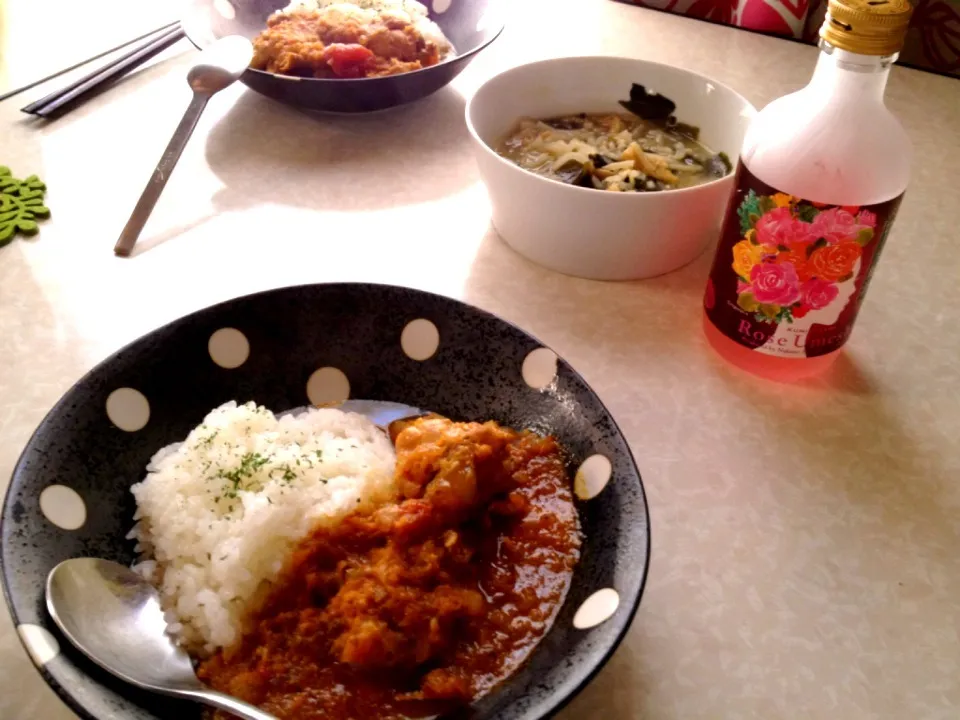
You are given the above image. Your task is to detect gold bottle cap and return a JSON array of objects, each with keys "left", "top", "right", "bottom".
[{"left": 820, "top": 0, "right": 914, "bottom": 56}]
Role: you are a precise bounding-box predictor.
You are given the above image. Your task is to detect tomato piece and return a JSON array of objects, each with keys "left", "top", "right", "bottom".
[{"left": 323, "top": 43, "right": 375, "bottom": 79}]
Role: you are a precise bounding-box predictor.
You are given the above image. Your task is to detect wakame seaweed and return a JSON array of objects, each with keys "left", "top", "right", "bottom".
[{"left": 618, "top": 83, "right": 676, "bottom": 122}]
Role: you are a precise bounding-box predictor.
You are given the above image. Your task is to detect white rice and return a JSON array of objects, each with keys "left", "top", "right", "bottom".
[
  {"left": 289, "top": 0, "right": 431, "bottom": 18},
  {"left": 282, "top": 0, "right": 455, "bottom": 59},
  {"left": 128, "top": 401, "right": 398, "bottom": 656}
]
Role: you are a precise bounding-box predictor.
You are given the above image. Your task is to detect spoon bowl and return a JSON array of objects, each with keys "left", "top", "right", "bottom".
[
  {"left": 187, "top": 35, "right": 256, "bottom": 94},
  {"left": 46, "top": 558, "right": 200, "bottom": 693},
  {"left": 46, "top": 558, "right": 277, "bottom": 720}
]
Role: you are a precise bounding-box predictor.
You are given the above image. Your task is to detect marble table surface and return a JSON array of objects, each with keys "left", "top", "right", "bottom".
[{"left": 1, "top": 0, "right": 958, "bottom": 718}]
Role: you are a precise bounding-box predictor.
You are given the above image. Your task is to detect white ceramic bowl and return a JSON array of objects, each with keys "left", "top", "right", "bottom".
[{"left": 466, "top": 56, "right": 756, "bottom": 280}]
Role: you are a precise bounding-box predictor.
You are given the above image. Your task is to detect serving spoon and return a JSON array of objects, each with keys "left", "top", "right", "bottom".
[
  {"left": 47, "top": 557, "right": 277, "bottom": 720},
  {"left": 113, "top": 35, "right": 253, "bottom": 257}
]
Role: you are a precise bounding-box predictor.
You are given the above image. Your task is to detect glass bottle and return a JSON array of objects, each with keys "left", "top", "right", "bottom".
[{"left": 702, "top": 0, "right": 914, "bottom": 381}]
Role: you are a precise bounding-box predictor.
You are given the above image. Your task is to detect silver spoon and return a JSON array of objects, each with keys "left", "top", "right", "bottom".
[
  {"left": 47, "top": 557, "right": 276, "bottom": 720},
  {"left": 114, "top": 36, "right": 253, "bottom": 257}
]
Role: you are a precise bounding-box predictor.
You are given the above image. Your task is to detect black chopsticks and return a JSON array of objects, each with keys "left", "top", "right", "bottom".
[
  {"left": 0, "top": 21, "right": 180, "bottom": 104},
  {"left": 18, "top": 22, "right": 187, "bottom": 118}
]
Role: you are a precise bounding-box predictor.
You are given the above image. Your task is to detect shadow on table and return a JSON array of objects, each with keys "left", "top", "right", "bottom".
[
  {"left": 461, "top": 226, "right": 713, "bottom": 377},
  {"left": 204, "top": 86, "right": 475, "bottom": 210},
  {"left": 131, "top": 87, "right": 475, "bottom": 255},
  {"left": 556, "top": 636, "right": 649, "bottom": 720}
]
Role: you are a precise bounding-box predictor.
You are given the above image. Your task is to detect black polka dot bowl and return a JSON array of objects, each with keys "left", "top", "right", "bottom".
[
  {"left": 181, "top": 0, "right": 505, "bottom": 114},
  {"left": 1, "top": 283, "right": 650, "bottom": 720}
]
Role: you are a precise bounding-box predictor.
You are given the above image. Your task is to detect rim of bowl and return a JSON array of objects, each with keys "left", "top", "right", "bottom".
[
  {"left": 182, "top": 17, "right": 506, "bottom": 84},
  {"left": 1, "top": 280, "right": 651, "bottom": 720},
  {"left": 465, "top": 55, "right": 758, "bottom": 199}
]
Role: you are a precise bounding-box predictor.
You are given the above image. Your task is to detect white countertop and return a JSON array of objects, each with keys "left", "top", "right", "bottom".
[{"left": 2, "top": 0, "right": 959, "bottom": 718}]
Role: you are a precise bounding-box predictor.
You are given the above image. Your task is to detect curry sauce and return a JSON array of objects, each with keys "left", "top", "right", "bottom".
[{"left": 198, "top": 416, "right": 581, "bottom": 719}]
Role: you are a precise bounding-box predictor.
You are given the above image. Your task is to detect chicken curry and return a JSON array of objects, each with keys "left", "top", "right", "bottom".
[{"left": 198, "top": 416, "right": 582, "bottom": 719}]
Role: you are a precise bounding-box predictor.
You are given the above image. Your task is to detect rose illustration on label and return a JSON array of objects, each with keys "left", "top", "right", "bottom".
[
  {"left": 731, "top": 191, "right": 876, "bottom": 329},
  {"left": 704, "top": 166, "right": 902, "bottom": 359}
]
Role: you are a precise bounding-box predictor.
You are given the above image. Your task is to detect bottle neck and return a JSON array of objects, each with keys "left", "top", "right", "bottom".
[{"left": 807, "top": 41, "right": 896, "bottom": 104}]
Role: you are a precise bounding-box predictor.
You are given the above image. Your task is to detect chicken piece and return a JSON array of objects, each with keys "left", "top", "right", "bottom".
[
  {"left": 367, "top": 57, "right": 428, "bottom": 78},
  {"left": 314, "top": 6, "right": 371, "bottom": 45},
  {"left": 392, "top": 417, "right": 516, "bottom": 511},
  {"left": 251, "top": 9, "right": 328, "bottom": 76},
  {"left": 365, "top": 26, "right": 421, "bottom": 62},
  {"left": 418, "top": 667, "right": 472, "bottom": 700},
  {"left": 333, "top": 617, "right": 407, "bottom": 667},
  {"left": 325, "top": 543, "right": 485, "bottom": 670}
]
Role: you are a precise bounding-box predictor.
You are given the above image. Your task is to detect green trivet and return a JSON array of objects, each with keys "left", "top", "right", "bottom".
[{"left": 0, "top": 166, "right": 50, "bottom": 247}]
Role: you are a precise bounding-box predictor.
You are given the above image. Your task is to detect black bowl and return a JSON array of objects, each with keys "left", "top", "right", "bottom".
[
  {"left": 181, "top": 0, "right": 504, "bottom": 113},
  {"left": 1, "top": 283, "right": 649, "bottom": 720}
]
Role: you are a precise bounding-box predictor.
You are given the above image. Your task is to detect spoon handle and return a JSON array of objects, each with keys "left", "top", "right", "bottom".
[
  {"left": 113, "top": 91, "right": 210, "bottom": 257},
  {"left": 181, "top": 688, "right": 278, "bottom": 720}
]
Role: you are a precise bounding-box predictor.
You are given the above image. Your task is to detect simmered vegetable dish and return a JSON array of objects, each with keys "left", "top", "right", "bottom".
[{"left": 497, "top": 83, "right": 732, "bottom": 192}]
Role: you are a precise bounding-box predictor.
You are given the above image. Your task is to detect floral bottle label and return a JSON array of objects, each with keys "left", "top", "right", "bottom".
[{"left": 704, "top": 165, "right": 903, "bottom": 359}]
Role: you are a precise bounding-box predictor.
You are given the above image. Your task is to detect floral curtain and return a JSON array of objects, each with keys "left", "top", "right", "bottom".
[
  {"left": 618, "top": 0, "right": 960, "bottom": 77},
  {"left": 625, "top": 0, "right": 813, "bottom": 37}
]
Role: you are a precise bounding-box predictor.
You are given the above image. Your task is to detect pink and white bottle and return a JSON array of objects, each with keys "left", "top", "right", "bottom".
[{"left": 702, "top": 0, "right": 914, "bottom": 381}]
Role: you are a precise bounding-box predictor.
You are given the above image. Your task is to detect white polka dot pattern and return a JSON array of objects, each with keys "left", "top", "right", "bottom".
[
  {"left": 522, "top": 348, "right": 558, "bottom": 390},
  {"left": 17, "top": 624, "right": 60, "bottom": 665},
  {"left": 433, "top": 0, "right": 452, "bottom": 13},
  {"left": 400, "top": 319, "right": 440, "bottom": 361},
  {"left": 39, "top": 485, "right": 87, "bottom": 530},
  {"left": 208, "top": 327, "right": 250, "bottom": 369},
  {"left": 105, "top": 387, "right": 150, "bottom": 432},
  {"left": 575, "top": 454, "right": 613, "bottom": 500},
  {"left": 573, "top": 588, "right": 620, "bottom": 630},
  {"left": 307, "top": 367, "right": 351, "bottom": 406}
]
